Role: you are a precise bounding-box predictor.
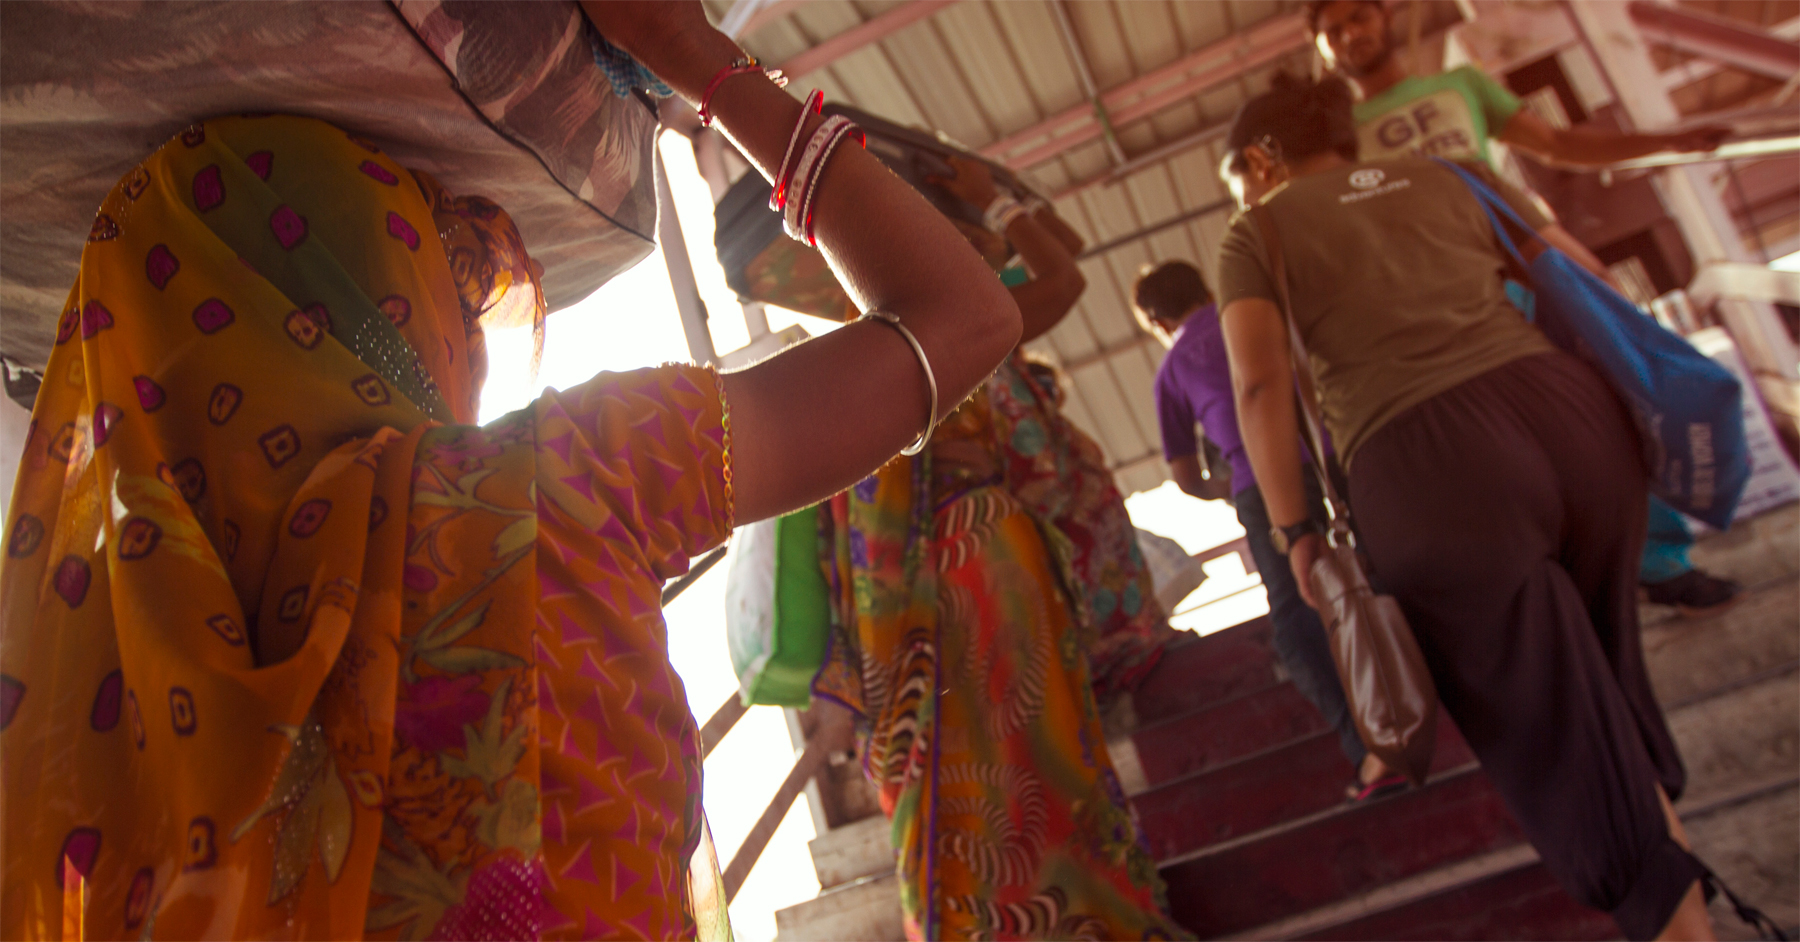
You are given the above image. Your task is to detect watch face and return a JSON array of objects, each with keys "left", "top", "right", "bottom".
[{"left": 1270, "top": 525, "right": 1289, "bottom": 555}]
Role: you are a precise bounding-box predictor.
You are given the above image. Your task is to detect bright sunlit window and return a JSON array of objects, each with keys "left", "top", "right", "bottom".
[{"left": 1125, "top": 481, "right": 1271, "bottom": 635}]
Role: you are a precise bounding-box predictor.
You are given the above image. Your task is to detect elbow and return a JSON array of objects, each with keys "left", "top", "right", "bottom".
[
  {"left": 1054, "top": 270, "right": 1087, "bottom": 313},
  {"left": 1234, "top": 374, "right": 1274, "bottom": 408},
  {"left": 1066, "top": 269, "right": 1088, "bottom": 300},
  {"left": 980, "top": 290, "right": 1025, "bottom": 360}
]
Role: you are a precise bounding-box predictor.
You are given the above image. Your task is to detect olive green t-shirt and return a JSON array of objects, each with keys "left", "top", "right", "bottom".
[
  {"left": 1216, "top": 157, "right": 1554, "bottom": 463},
  {"left": 1353, "top": 66, "right": 1522, "bottom": 164}
]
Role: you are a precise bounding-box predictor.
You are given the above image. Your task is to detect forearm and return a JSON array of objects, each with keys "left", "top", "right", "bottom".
[
  {"left": 1005, "top": 211, "right": 1085, "bottom": 341},
  {"left": 1514, "top": 125, "right": 1685, "bottom": 166},
  {"left": 640, "top": 28, "right": 1013, "bottom": 346},
  {"left": 1235, "top": 380, "right": 1310, "bottom": 528},
  {"left": 1032, "top": 206, "right": 1085, "bottom": 254},
  {"left": 589, "top": 8, "right": 1021, "bottom": 521}
]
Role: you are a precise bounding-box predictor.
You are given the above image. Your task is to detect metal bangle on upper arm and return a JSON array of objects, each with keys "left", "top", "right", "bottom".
[{"left": 858, "top": 311, "right": 939, "bottom": 457}]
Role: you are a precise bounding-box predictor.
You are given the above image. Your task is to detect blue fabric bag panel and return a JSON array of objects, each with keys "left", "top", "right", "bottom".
[{"left": 1435, "top": 159, "right": 1750, "bottom": 530}]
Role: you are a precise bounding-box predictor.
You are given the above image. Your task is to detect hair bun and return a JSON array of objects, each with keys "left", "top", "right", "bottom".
[{"left": 1269, "top": 71, "right": 1310, "bottom": 94}]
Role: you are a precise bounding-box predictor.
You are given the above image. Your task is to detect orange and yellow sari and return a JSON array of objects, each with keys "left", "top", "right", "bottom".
[{"left": 2, "top": 115, "right": 732, "bottom": 940}]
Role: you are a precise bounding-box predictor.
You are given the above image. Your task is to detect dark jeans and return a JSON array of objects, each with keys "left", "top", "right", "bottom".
[{"left": 1235, "top": 472, "right": 1366, "bottom": 770}]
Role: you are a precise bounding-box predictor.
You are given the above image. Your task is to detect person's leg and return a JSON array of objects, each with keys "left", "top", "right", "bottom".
[
  {"left": 1348, "top": 354, "right": 1706, "bottom": 941},
  {"left": 1640, "top": 495, "right": 1741, "bottom": 616},
  {"left": 1639, "top": 495, "right": 1695, "bottom": 585},
  {"left": 1235, "top": 483, "right": 1368, "bottom": 771}
]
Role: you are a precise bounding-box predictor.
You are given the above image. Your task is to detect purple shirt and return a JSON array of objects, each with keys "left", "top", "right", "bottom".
[{"left": 1153, "top": 305, "right": 1329, "bottom": 495}]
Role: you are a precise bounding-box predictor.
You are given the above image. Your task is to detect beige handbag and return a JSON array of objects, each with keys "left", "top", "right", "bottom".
[{"left": 1251, "top": 205, "right": 1439, "bottom": 785}]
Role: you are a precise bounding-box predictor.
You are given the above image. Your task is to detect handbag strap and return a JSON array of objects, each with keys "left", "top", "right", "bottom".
[
  {"left": 1430, "top": 158, "right": 1549, "bottom": 275},
  {"left": 1248, "top": 204, "right": 1354, "bottom": 543}
]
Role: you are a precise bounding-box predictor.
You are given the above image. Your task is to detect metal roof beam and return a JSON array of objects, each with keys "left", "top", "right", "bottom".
[
  {"left": 777, "top": 0, "right": 963, "bottom": 79},
  {"left": 980, "top": 13, "right": 1310, "bottom": 170},
  {"left": 1627, "top": 1, "right": 1800, "bottom": 83},
  {"left": 720, "top": 0, "right": 809, "bottom": 39},
  {"left": 1048, "top": 0, "right": 1126, "bottom": 167},
  {"left": 1662, "top": 16, "right": 1800, "bottom": 90}
]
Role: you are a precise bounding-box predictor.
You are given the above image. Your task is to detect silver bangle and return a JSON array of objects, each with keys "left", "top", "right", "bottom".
[{"left": 859, "top": 311, "right": 939, "bottom": 456}]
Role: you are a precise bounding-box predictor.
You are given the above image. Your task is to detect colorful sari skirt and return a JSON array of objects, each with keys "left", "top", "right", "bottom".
[{"left": 817, "top": 404, "right": 1180, "bottom": 940}]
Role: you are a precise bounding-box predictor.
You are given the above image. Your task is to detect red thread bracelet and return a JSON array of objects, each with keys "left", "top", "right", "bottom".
[{"left": 698, "top": 57, "right": 787, "bottom": 127}]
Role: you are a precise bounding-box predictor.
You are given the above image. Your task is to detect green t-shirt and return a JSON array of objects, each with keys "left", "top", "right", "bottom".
[
  {"left": 1353, "top": 65, "right": 1522, "bottom": 164},
  {"left": 1216, "top": 157, "right": 1553, "bottom": 463}
]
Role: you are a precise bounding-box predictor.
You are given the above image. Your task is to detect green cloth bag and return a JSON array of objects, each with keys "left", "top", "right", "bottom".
[{"left": 723, "top": 506, "right": 832, "bottom": 707}]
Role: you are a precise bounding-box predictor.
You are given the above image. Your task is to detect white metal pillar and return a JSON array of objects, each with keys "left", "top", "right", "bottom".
[
  {"left": 1566, "top": 0, "right": 1799, "bottom": 380},
  {"left": 654, "top": 141, "right": 720, "bottom": 367}
]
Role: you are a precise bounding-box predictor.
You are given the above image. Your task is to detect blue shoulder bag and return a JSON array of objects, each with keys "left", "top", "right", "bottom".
[{"left": 1434, "top": 159, "right": 1749, "bottom": 530}]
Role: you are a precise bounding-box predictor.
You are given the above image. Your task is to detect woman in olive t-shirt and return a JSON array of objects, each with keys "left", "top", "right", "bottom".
[{"left": 1212, "top": 74, "right": 1717, "bottom": 942}]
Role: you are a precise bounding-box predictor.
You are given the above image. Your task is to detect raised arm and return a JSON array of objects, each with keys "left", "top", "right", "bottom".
[
  {"left": 1004, "top": 209, "right": 1086, "bottom": 343},
  {"left": 927, "top": 156, "right": 1086, "bottom": 343},
  {"left": 1498, "top": 109, "right": 1729, "bottom": 167},
  {"left": 582, "top": 3, "right": 1022, "bottom": 523}
]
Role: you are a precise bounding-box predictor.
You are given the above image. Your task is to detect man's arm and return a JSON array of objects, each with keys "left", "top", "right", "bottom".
[
  {"left": 1170, "top": 454, "right": 1233, "bottom": 501},
  {"left": 1498, "top": 109, "right": 1729, "bottom": 167}
]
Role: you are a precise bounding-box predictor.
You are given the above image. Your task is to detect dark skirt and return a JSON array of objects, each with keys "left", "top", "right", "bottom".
[{"left": 1348, "top": 350, "right": 1702, "bottom": 941}]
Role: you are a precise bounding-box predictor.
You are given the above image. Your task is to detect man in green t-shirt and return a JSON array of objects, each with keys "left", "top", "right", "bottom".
[
  {"left": 1308, "top": 0, "right": 1728, "bottom": 167},
  {"left": 1307, "top": 0, "right": 1742, "bottom": 615}
]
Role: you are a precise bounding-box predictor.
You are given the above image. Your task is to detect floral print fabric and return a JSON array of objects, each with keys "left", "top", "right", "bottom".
[
  {"left": 0, "top": 115, "right": 732, "bottom": 941},
  {"left": 815, "top": 390, "right": 1181, "bottom": 941},
  {"left": 985, "top": 355, "right": 1180, "bottom": 705}
]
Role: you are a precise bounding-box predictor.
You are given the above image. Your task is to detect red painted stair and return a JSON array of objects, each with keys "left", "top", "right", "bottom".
[
  {"left": 1124, "top": 616, "right": 1603, "bottom": 940},
  {"left": 1294, "top": 863, "right": 1618, "bottom": 942}
]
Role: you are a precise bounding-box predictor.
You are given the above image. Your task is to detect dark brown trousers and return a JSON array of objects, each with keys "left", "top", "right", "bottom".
[{"left": 1348, "top": 351, "right": 1703, "bottom": 941}]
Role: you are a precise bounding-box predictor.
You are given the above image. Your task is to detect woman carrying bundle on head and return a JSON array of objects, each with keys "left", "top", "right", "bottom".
[
  {"left": 0, "top": 3, "right": 1026, "bottom": 937},
  {"left": 812, "top": 155, "right": 1183, "bottom": 940}
]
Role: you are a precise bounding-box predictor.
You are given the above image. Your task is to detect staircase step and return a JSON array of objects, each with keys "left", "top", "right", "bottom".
[
  {"left": 1129, "top": 615, "right": 1277, "bottom": 722},
  {"left": 1685, "top": 779, "right": 1799, "bottom": 941},
  {"left": 773, "top": 872, "right": 904, "bottom": 942},
  {"left": 1668, "top": 663, "right": 1798, "bottom": 806},
  {"left": 1160, "top": 767, "right": 1525, "bottom": 937},
  {"left": 1643, "top": 505, "right": 1798, "bottom": 630},
  {"left": 1196, "top": 665, "right": 1797, "bottom": 940},
  {"left": 1292, "top": 861, "right": 1617, "bottom": 942},
  {"left": 1644, "top": 577, "right": 1797, "bottom": 709},
  {"left": 1137, "top": 717, "right": 1478, "bottom": 861},
  {"left": 1238, "top": 769, "right": 1795, "bottom": 942},
  {"left": 1132, "top": 682, "right": 1331, "bottom": 788},
  {"left": 807, "top": 814, "right": 893, "bottom": 891}
]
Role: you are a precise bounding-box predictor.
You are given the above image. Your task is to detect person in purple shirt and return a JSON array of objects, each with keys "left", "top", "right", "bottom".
[{"left": 1136, "top": 260, "right": 1402, "bottom": 801}]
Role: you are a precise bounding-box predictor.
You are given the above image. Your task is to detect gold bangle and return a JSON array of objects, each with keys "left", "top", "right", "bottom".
[{"left": 859, "top": 311, "right": 938, "bottom": 456}]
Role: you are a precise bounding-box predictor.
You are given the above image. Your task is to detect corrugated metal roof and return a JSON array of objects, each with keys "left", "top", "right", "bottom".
[{"left": 710, "top": 0, "right": 1324, "bottom": 494}]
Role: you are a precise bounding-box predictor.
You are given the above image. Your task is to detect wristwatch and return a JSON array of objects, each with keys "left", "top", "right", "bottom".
[{"left": 1269, "top": 519, "right": 1322, "bottom": 555}]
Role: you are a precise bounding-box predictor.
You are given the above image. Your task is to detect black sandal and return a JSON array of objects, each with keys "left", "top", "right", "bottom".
[
  {"left": 1347, "top": 773, "right": 1409, "bottom": 804},
  {"left": 1702, "top": 862, "right": 1790, "bottom": 941}
]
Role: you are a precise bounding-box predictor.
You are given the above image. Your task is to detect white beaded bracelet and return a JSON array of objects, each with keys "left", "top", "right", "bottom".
[
  {"left": 859, "top": 311, "right": 939, "bottom": 456},
  {"left": 796, "top": 120, "right": 862, "bottom": 246},
  {"left": 982, "top": 194, "right": 1027, "bottom": 234},
  {"left": 783, "top": 115, "right": 855, "bottom": 239}
]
